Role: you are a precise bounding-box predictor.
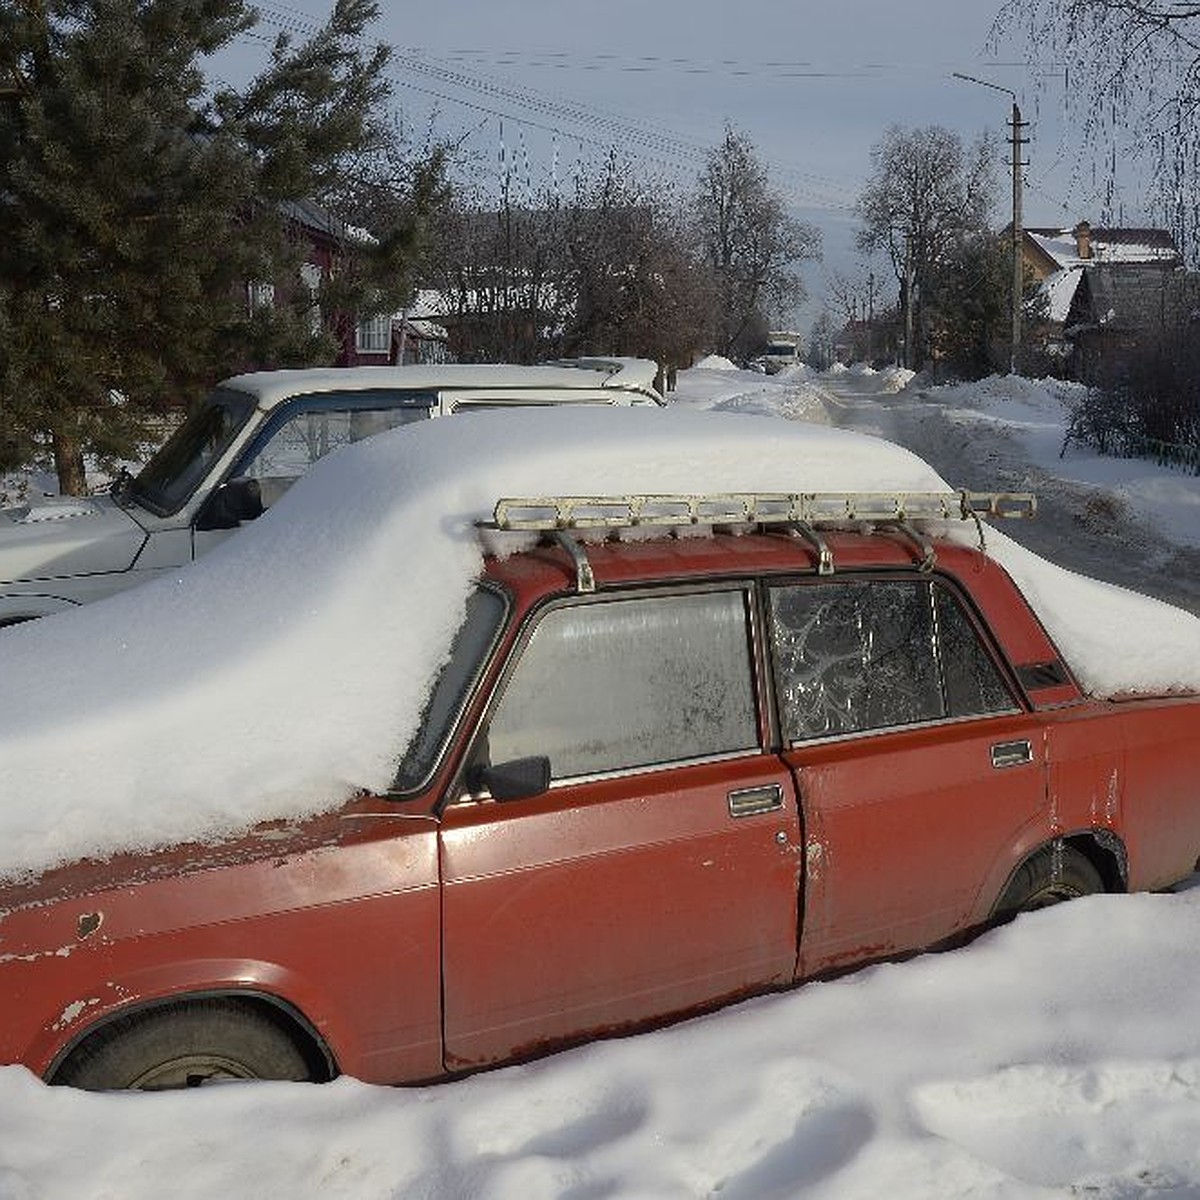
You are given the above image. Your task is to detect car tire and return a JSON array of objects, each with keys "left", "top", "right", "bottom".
[
  {"left": 991, "top": 842, "right": 1105, "bottom": 921},
  {"left": 52, "top": 998, "right": 315, "bottom": 1090}
]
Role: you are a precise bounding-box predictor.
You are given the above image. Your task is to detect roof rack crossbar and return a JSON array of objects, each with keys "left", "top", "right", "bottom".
[{"left": 483, "top": 490, "right": 1036, "bottom": 534}]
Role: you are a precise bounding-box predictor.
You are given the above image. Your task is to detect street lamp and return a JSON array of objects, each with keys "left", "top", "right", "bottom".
[{"left": 953, "top": 72, "right": 1027, "bottom": 375}]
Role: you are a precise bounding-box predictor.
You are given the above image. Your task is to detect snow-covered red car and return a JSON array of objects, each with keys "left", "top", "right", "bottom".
[{"left": 0, "top": 408, "right": 1197, "bottom": 1090}]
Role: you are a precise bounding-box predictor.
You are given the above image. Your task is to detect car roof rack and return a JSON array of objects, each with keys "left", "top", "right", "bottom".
[{"left": 479, "top": 490, "right": 1036, "bottom": 592}]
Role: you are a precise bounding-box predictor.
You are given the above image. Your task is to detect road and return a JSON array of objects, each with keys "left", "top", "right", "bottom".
[{"left": 802, "top": 369, "right": 1200, "bottom": 617}]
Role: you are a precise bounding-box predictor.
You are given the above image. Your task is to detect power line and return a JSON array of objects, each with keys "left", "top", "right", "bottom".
[{"left": 235, "top": 11, "right": 865, "bottom": 210}]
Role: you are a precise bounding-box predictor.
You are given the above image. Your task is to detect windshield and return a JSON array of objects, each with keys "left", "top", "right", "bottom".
[
  {"left": 132, "top": 389, "right": 256, "bottom": 516},
  {"left": 392, "top": 586, "right": 507, "bottom": 794}
]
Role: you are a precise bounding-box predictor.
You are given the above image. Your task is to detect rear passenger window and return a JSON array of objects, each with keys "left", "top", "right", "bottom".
[
  {"left": 768, "top": 579, "right": 1016, "bottom": 743},
  {"left": 485, "top": 590, "right": 758, "bottom": 780}
]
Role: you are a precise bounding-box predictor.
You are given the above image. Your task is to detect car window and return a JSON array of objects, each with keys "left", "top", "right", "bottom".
[
  {"left": 934, "top": 586, "right": 1019, "bottom": 717},
  {"left": 234, "top": 393, "right": 434, "bottom": 508},
  {"left": 485, "top": 589, "right": 758, "bottom": 781},
  {"left": 132, "top": 389, "right": 256, "bottom": 515},
  {"left": 392, "top": 587, "right": 507, "bottom": 793},
  {"left": 768, "top": 578, "right": 1016, "bottom": 743}
]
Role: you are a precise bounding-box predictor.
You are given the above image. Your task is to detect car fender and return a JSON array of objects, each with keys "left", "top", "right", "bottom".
[{"left": 35, "top": 956, "right": 358, "bottom": 1083}]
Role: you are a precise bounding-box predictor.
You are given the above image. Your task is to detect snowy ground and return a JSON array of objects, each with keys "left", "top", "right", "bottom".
[{"left": 3, "top": 363, "right": 1200, "bottom": 1199}]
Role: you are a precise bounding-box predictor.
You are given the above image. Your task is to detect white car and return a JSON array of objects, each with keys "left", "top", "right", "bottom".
[{"left": 0, "top": 359, "right": 662, "bottom": 624}]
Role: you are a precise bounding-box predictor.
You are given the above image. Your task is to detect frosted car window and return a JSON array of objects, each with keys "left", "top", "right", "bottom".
[
  {"left": 486, "top": 590, "right": 757, "bottom": 780},
  {"left": 768, "top": 580, "right": 942, "bottom": 741},
  {"left": 935, "top": 587, "right": 1017, "bottom": 717}
]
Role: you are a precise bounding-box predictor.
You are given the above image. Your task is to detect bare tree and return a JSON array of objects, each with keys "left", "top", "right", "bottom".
[
  {"left": 856, "top": 125, "right": 996, "bottom": 369},
  {"left": 694, "top": 125, "right": 821, "bottom": 360},
  {"left": 994, "top": 1, "right": 1200, "bottom": 259},
  {"left": 428, "top": 152, "right": 713, "bottom": 368}
]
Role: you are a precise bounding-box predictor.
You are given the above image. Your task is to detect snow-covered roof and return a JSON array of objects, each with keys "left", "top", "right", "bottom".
[
  {"left": 219, "top": 359, "right": 661, "bottom": 408},
  {"left": 1039, "top": 265, "right": 1085, "bottom": 324},
  {"left": 1029, "top": 227, "right": 1179, "bottom": 269}
]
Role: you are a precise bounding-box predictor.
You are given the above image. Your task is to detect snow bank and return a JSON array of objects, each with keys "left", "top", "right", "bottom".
[
  {"left": 691, "top": 353, "right": 738, "bottom": 370},
  {"left": 4, "top": 885, "right": 1200, "bottom": 1198},
  {"left": 922, "top": 375, "right": 1200, "bottom": 550}
]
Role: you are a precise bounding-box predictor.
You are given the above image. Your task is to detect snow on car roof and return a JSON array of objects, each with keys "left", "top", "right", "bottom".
[
  {"left": 221, "top": 359, "right": 662, "bottom": 409},
  {"left": 0, "top": 405, "right": 1196, "bottom": 882}
]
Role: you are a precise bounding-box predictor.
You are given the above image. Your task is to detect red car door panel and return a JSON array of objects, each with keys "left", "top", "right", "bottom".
[
  {"left": 787, "top": 714, "right": 1047, "bottom": 975},
  {"left": 440, "top": 758, "right": 801, "bottom": 1068}
]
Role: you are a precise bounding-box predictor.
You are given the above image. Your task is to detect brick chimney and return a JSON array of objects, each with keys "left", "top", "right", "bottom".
[{"left": 1073, "top": 220, "right": 1093, "bottom": 260}]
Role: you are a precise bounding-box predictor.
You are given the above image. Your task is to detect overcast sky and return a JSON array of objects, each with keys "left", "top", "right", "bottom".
[{"left": 212, "top": 0, "right": 1150, "bottom": 333}]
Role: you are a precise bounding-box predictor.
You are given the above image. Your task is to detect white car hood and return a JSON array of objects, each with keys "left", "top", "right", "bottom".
[{"left": 0, "top": 494, "right": 148, "bottom": 584}]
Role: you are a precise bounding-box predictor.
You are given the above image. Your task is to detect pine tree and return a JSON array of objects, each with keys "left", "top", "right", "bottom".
[{"left": 0, "top": 0, "right": 440, "bottom": 493}]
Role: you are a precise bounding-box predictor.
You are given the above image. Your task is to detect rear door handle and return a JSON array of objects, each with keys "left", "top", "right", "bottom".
[
  {"left": 991, "top": 739, "right": 1033, "bottom": 769},
  {"left": 728, "top": 784, "right": 784, "bottom": 818}
]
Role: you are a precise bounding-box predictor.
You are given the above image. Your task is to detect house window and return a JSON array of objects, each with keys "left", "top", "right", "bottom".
[
  {"left": 246, "top": 281, "right": 275, "bottom": 312},
  {"left": 356, "top": 313, "right": 392, "bottom": 355}
]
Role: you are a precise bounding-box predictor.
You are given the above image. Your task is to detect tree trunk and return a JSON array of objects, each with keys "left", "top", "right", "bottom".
[{"left": 52, "top": 425, "right": 87, "bottom": 496}]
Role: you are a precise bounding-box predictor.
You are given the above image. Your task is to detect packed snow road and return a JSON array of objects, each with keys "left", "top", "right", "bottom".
[{"left": 803, "top": 365, "right": 1200, "bottom": 617}]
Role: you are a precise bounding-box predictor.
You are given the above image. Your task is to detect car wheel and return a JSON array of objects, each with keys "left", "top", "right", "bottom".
[
  {"left": 52, "top": 998, "right": 315, "bottom": 1090},
  {"left": 992, "top": 842, "right": 1105, "bottom": 920}
]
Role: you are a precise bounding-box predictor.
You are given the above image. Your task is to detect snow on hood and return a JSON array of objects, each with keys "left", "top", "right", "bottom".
[{"left": 0, "top": 404, "right": 1196, "bottom": 881}]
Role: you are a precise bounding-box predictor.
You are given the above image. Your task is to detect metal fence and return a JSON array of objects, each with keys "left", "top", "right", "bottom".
[{"left": 1138, "top": 437, "right": 1200, "bottom": 476}]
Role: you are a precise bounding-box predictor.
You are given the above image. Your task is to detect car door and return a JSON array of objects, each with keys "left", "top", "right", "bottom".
[
  {"left": 765, "top": 575, "right": 1049, "bottom": 977},
  {"left": 438, "top": 585, "right": 802, "bottom": 1070}
]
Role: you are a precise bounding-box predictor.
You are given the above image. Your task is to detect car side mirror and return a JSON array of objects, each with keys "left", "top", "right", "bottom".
[
  {"left": 476, "top": 756, "right": 551, "bottom": 801},
  {"left": 195, "top": 477, "right": 264, "bottom": 531}
]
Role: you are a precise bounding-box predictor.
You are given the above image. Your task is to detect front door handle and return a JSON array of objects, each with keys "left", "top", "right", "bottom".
[{"left": 728, "top": 784, "right": 784, "bottom": 818}]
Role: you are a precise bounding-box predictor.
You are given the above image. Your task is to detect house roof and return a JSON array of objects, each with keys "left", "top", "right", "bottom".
[
  {"left": 1027, "top": 226, "right": 1179, "bottom": 270},
  {"left": 1065, "top": 263, "right": 1197, "bottom": 335},
  {"left": 1026, "top": 224, "right": 1181, "bottom": 324}
]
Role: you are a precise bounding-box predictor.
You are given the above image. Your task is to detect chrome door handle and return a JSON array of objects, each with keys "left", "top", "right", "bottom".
[
  {"left": 991, "top": 739, "right": 1033, "bottom": 769},
  {"left": 728, "top": 784, "right": 784, "bottom": 818}
]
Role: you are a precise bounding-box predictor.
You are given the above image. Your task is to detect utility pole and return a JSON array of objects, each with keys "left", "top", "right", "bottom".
[
  {"left": 953, "top": 73, "right": 1027, "bottom": 375},
  {"left": 903, "top": 234, "right": 914, "bottom": 371}
]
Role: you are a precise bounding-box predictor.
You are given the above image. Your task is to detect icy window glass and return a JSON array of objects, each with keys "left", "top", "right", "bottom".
[
  {"left": 234, "top": 394, "right": 432, "bottom": 508},
  {"left": 768, "top": 580, "right": 943, "bottom": 741},
  {"left": 934, "top": 586, "right": 1017, "bottom": 717},
  {"left": 486, "top": 590, "right": 758, "bottom": 780}
]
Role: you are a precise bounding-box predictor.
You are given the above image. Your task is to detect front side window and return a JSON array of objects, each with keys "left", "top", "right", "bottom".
[
  {"left": 485, "top": 589, "right": 758, "bottom": 782},
  {"left": 231, "top": 393, "right": 433, "bottom": 509},
  {"left": 132, "top": 389, "right": 256, "bottom": 515},
  {"left": 768, "top": 578, "right": 1015, "bottom": 744}
]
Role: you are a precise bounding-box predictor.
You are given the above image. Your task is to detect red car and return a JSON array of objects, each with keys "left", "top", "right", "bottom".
[{"left": 2, "top": 490, "right": 1198, "bottom": 1090}]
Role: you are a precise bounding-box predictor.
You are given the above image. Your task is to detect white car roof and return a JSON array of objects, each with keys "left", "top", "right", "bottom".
[{"left": 220, "top": 358, "right": 663, "bottom": 410}]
